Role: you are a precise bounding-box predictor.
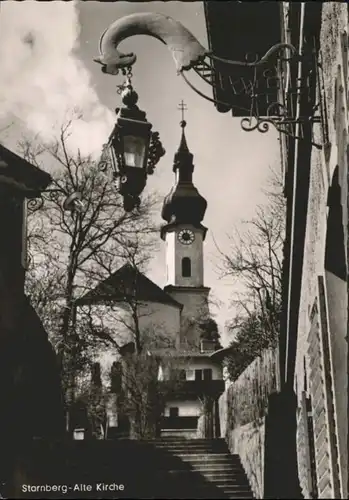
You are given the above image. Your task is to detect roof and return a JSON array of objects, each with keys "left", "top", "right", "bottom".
[
  {"left": 0, "top": 143, "right": 52, "bottom": 195},
  {"left": 161, "top": 121, "right": 207, "bottom": 229},
  {"left": 75, "top": 263, "right": 183, "bottom": 309},
  {"left": 148, "top": 348, "right": 217, "bottom": 359},
  {"left": 209, "top": 346, "right": 233, "bottom": 361},
  {"left": 203, "top": 1, "right": 281, "bottom": 116}
]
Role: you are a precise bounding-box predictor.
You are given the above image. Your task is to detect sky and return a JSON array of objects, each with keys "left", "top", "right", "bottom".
[{"left": 0, "top": 1, "right": 280, "bottom": 346}]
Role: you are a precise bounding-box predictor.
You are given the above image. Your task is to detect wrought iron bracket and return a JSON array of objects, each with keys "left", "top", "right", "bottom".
[
  {"left": 27, "top": 188, "right": 83, "bottom": 213},
  {"left": 184, "top": 45, "right": 324, "bottom": 149},
  {"left": 94, "top": 13, "right": 326, "bottom": 150}
]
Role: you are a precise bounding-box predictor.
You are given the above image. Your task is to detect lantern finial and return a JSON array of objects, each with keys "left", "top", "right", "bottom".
[{"left": 121, "top": 80, "right": 139, "bottom": 108}]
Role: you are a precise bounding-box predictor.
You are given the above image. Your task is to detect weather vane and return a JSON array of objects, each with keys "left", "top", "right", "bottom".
[{"left": 178, "top": 99, "right": 188, "bottom": 124}]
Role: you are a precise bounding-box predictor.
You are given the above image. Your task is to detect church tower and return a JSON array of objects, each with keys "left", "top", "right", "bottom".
[{"left": 161, "top": 116, "right": 210, "bottom": 348}]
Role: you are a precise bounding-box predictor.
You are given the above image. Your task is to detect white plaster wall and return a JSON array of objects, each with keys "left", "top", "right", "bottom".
[
  {"left": 82, "top": 301, "right": 180, "bottom": 345},
  {"left": 165, "top": 232, "right": 176, "bottom": 285},
  {"left": 136, "top": 301, "right": 180, "bottom": 347},
  {"left": 165, "top": 225, "right": 205, "bottom": 287},
  {"left": 161, "top": 357, "right": 222, "bottom": 381},
  {"left": 184, "top": 358, "right": 222, "bottom": 380},
  {"left": 165, "top": 399, "right": 202, "bottom": 417},
  {"left": 80, "top": 300, "right": 181, "bottom": 385},
  {"left": 167, "top": 287, "right": 210, "bottom": 346}
]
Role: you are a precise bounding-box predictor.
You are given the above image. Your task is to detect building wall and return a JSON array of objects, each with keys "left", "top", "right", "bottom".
[
  {"left": 160, "top": 357, "right": 222, "bottom": 381},
  {"left": 165, "top": 225, "right": 205, "bottom": 287},
  {"left": 218, "top": 348, "right": 279, "bottom": 499},
  {"left": 82, "top": 300, "right": 181, "bottom": 384},
  {"left": 166, "top": 286, "right": 210, "bottom": 347},
  {"left": 164, "top": 400, "right": 201, "bottom": 417},
  {"left": 294, "top": 3, "right": 348, "bottom": 498}
]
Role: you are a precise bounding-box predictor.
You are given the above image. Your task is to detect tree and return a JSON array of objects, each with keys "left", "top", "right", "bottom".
[
  {"left": 78, "top": 255, "right": 187, "bottom": 439},
  {"left": 115, "top": 348, "right": 197, "bottom": 440},
  {"left": 198, "top": 316, "right": 222, "bottom": 348},
  {"left": 217, "top": 169, "right": 285, "bottom": 380},
  {"left": 20, "top": 119, "right": 158, "bottom": 431},
  {"left": 77, "top": 362, "right": 108, "bottom": 439}
]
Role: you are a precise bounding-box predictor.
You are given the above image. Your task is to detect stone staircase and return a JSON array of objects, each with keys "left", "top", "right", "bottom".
[
  {"left": 145, "top": 438, "right": 254, "bottom": 499},
  {"left": 9, "top": 438, "right": 254, "bottom": 499}
]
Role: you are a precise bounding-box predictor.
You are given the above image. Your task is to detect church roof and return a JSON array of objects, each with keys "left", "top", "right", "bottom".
[
  {"left": 161, "top": 120, "right": 207, "bottom": 230},
  {"left": 75, "top": 263, "right": 182, "bottom": 309},
  {"left": 0, "top": 143, "right": 51, "bottom": 195}
]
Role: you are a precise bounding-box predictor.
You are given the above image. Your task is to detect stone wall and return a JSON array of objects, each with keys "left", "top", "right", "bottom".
[
  {"left": 228, "top": 419, "right": 265, "bottom": 499},
  {"left": 218, "top": 348, "right": 279, "bottom": 499},
  {"left": 295, "top": 4, "right": 348, "bottom": 497}
]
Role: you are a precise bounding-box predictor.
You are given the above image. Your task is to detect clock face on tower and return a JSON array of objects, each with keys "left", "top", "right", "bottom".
[{"left": 178, "top": 229, "right": 195, "bottom": 245}]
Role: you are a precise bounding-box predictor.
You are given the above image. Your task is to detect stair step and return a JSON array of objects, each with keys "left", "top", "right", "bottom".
[
  {"left": 222, "top": 490, "right": 254, "bottom": 499},
  {"left": 153, "top": 449, "right": 230, "bottom": 452},
  {"left": 150, "top": 439, "right": 226, "bottom": 443},
  {"left": 156, "top": 463, "right": 243, "bottom": 471},
  {"left": 206, "top": 481, "right": 251, "bottom": 489},
  {"left": 154, "top": 448, "right": 230, "bottom": 454},
  {"left": 153, "top": 448, "right": 231, "bottom": 452},
  {"left": 149, "top": 443, "right": 228, "bottom": 450},
  {"left": 191, "top": 463, "right": 242, "bottom": 471},
  {"left": 143, "top": 436, "right": 226, "bottom": 443},
  {"left": 178, "top": 453, "right": 240, "bottom": 460},
  {"left": 187, "top": 486, "right": 253, "bottom": 498},
  {"left": 147, "top": 439, "right": 226, "bottom": 443},
  {"left": 167, "top": 473, "right": 250, "bottom": 487},
  {"left": 225, "top": 495, "right": 254, "bottom": 499},
  {"left": 167, "top": 468, "right": 247, "bottom": 476},
  {"left": 169, "top": 479, "right": 251, "bottom": 490},
  {"left": 198, "top": 473, "right": 250, "bottom": 483},
  {"left": 156, "top": 464, "right": 245, "bottom": 473}
]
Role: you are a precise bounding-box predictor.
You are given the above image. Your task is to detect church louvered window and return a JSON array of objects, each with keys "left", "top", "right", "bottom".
[{"left": 182, "top": 257, "right": 191, "bottom": 277}]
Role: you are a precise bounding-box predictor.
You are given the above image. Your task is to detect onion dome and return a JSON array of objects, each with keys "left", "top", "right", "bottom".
[{"left": 161, "top": 120, "right": 207, "bottom": 228}]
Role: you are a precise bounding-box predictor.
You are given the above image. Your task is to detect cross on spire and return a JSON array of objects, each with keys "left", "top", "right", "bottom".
[{"left": 178, "top": 99, "right": 188, "bottom": 124}]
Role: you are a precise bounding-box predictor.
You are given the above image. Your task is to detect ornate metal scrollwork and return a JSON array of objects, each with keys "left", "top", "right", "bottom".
[
  {"left": 98, "top": 143, "right": 113, "bottom": 173},
  {"left": 27, "top": 188, "right": 84, "bottom": 214},
  {"left": 241, "top": 116, "right": 273, "bottom": 134},
  {"left": 188, "top": 44, "right": 323, "bottom": 149},
  {"left": 98, "top": 132, "right": 125, "bottom": 178},
  {"left": 27, "top": 196, "right": 44, "bottom": 213},
  {"left": 147, "top": 131, "right": 165, "bottom": 175},
  {"left": 94, "top": 13, "right": 325, "bottom": 149}
]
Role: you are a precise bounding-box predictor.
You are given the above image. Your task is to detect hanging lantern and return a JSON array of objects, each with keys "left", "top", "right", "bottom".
[{"left": 99, "top": 80, "right": 165, "bottom": 212}]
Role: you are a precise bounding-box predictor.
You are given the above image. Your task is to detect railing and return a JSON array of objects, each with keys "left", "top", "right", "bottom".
[
  {"left": 160, "top": 379, "right": 225, "bottom": 399},
  {"left": 161, "top": 416, "right": 198, "bottom": 430}
]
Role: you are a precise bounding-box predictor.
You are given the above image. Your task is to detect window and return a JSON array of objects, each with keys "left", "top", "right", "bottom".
[
  {"left": 195, "top": 369, "right": 213, "bottom": 382},
  {"left": 203, "top": 369, "right": 213, "bottom": 381},
  {"left": 195, "top": 369, "right": 203, "bottom": 381},
  {"left": 182, "top": 257, "right": 191, "bottom": 277},
  {"left": 169, "top": 407, "right": 179, "bottom": 418}
]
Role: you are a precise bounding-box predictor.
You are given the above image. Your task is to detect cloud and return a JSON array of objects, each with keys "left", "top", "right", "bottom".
[{"left": 0, "top": 0, "right": 114, "bottom": 157}]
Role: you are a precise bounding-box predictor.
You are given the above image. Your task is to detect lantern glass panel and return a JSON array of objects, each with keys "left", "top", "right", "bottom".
[{"left": 123, "top": 135, "right": 147, "bottom": 169}]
